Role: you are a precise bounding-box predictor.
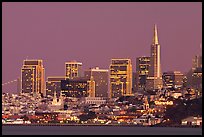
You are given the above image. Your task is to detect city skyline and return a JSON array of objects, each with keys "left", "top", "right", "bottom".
[{"left": 2, "top": 2, "right": 202, "bottom": 84}]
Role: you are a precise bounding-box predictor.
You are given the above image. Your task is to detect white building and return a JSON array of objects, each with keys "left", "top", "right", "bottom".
[
  {"left": 171, "top": 91, "right": 182, "bottom": 99},
  {"left": 181, "top": 116, "right": 202, "bottom": 126},
  {"left": 49, "top": 91, "right": 64, "bottom": 111},
  {"left": 82, "top": 97, "right": 107, "bottom": 105}
]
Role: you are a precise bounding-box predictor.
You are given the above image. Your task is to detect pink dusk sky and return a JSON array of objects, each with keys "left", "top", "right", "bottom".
[{"left": 2, "top": 2, "right": 202, "bottom": 84}]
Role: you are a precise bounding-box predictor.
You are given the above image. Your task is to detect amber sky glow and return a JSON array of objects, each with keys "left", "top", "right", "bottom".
[{"left": 2, "top": 2, "right": 202, "bottom": 84}]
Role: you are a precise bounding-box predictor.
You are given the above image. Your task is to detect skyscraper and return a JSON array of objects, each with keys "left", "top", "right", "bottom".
[
  {"left": 136, "top": 56, "right": 151, "bottom": 91},
  {"left": 186, "top": 49, "right": 202, "bottom": 93},
  {"left": 162, "top": 71, "right": 185, "bottom": 89},
  {"left": 46, "top": 76, "right": 66, "bottom": 98},
  {"left": 192, "top": 55, "right": 202, "bottom": 71},
  {"left": 65, "top": 61, "right": 82, "bottom": 79},
  {"left": 109, "top": 59, "right": 132, "bottom": 98},
  {"left": 132, "top": 72, "right": 137, "bottom": 93},
  {"left": 61, "top": 78, "right": 89, "bottom": 98},
  {"left": 146, "top": 24, "right": 163, "bottom": 90},
  {"left": 21, "top": 60, "right": 45, "bottom": 96},
  {"left": 84, "top": 67, "right": 109, "bottom": 97},
  {"left": 87, "top": 75, "right": 96, "bottom": 97}
]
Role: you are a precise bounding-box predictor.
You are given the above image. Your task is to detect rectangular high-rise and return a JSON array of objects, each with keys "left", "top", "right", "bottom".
[
  {"left": 109, "top": 59, "right": 132, "bottom": 98},
  {"left": 61, "top": 78, "right": 89, "bottom": 98},
  {"left": 162, "top": 71, "right": 185, "bottom": 89},
  {"left": 65, "top": 61, "right": 82, "bottom": 79},
  {"left": 46, "top": 76, "right": 66, "bottom": 98},
  {"left": 146, "top": 24, "right": 163, "bottom": 90},
  {"left": 136, "top": 56, "right": 151, "bottom": 91},
  {"left": 21, "top": 60, "right": 45, "bottom": 96},
  {"left": 192, "top": 55, "right": 202, "bottom": 71},
  {"left": 84, "top": 67, "right": 109, "bottom": 97}
]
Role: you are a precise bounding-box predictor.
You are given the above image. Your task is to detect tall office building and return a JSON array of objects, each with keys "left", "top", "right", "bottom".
[
  {"left": 132, "top": 72, "right": 137, "bottom": 93},
  {"left": 61, "top": 77, "right": 89, "bottom": 98},
  {"left": 186, "top": 51, "right": 202, "bottom": 92},
  {"left": 162, "top": 71, "right": 185, "bottom": 89},
  {"left": 192, "top": 67, "right": 202, "bottom": 91},
  {"left": 192, "top": 55, "right": 202, "bottom": 71},
  {"left": 65, "top": 61, "right": 82, "bottom": 79},
  {"left": 46, "top": 76, "right": 66, "bottom": 98},
  {"left": 146, "top": 24, "right": 163, "bottom": 90},
  {"left": 136, "top": 56, "right": 151, "bottom": 91},
  {"left": 21, "top": 60, "right": 45, "bottom": 96},
  {"left": 109, "top": 59, "right": 132, "bottom": 98},
  {"left": 84, "top": 67, "right": 109, "bottom": 97},
  {"left": 87, "top": 76, "right": 96, "bottom": 97}
]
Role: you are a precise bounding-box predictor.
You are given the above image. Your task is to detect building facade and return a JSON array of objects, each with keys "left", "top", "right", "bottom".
[
  {"left": 162, "top": 71, "right": 185, "bottom": 89},
  {"left": 186, "top": 53, "right": 202, "bottom": 95},
  {"left": 49, "top": 91, "right": 64, "bottom": 111},
  {"left": 84, "top": 67, "right": 109, "bottom": 97},
  {"left": 61, "top": 78, "right": 89, "bottom": 98},
  {"left": 192, "top": 55, "right": 202, "bottom": 71},
  {"left": 109, "top": 59, "right": 133, "bottom": 98},
  {"left": 21, "top": 60, "right": 45, "bottom": 96},
  {"left": 46, "top": 76, "right": 66, "bottom": 98},
  {"left": 132, "top": 72, "right": 137, "bottom": 93},
  {"left": 87, "top": 76, "right": 96, "bottom": 97},
  {"left": 146, "top": 24, "right": 163, "bottom": 90},
  {"left": 192, "top": 67, "right": 202, "bottom": 92},
  {"left": 181, "top": 116, "right": 202, "bottom": 126},
  {"left": 65, "top": 61, "right": 82, "bottom": 79},
  {"left": 82, "top": 97, "right": 107, "bottom": 105},
  {"left": 136, "top": 56, "right": 151, "bottom": 91}
]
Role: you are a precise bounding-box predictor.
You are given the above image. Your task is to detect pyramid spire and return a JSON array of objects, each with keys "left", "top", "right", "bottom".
[{"left": 152, "top": 24, "right": 159, "bottom": 45}]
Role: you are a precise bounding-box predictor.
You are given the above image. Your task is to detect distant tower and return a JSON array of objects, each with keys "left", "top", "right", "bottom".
[
  {"left": 192, "top": 55, "right": 202, "bottom": 71},
  {"left": 162, "top": 71, "right": 185, "bottom": 89},
  {"left": 21, "top": 60, "right": 45, "bottom": 96},
  {"left": 88, "top": 74, "right": 96, "bottom": 97},
  {"left": 136, "top": 56, "right": 151, "bottom": 91},
  {"left": 109, "top": 59, "right": 133, "bottom": 98},
  {"left": 65, "top": 61, "right": 82, "bottom": 79},
  {"left": 84, "top": 67, "right": 109, "bottom": 97},
  {"left": 146, "top": 24, "right": 163, "bottom": 90},
  {"left": 46, "top": 76, "right": 66, "bottom": 98}
]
